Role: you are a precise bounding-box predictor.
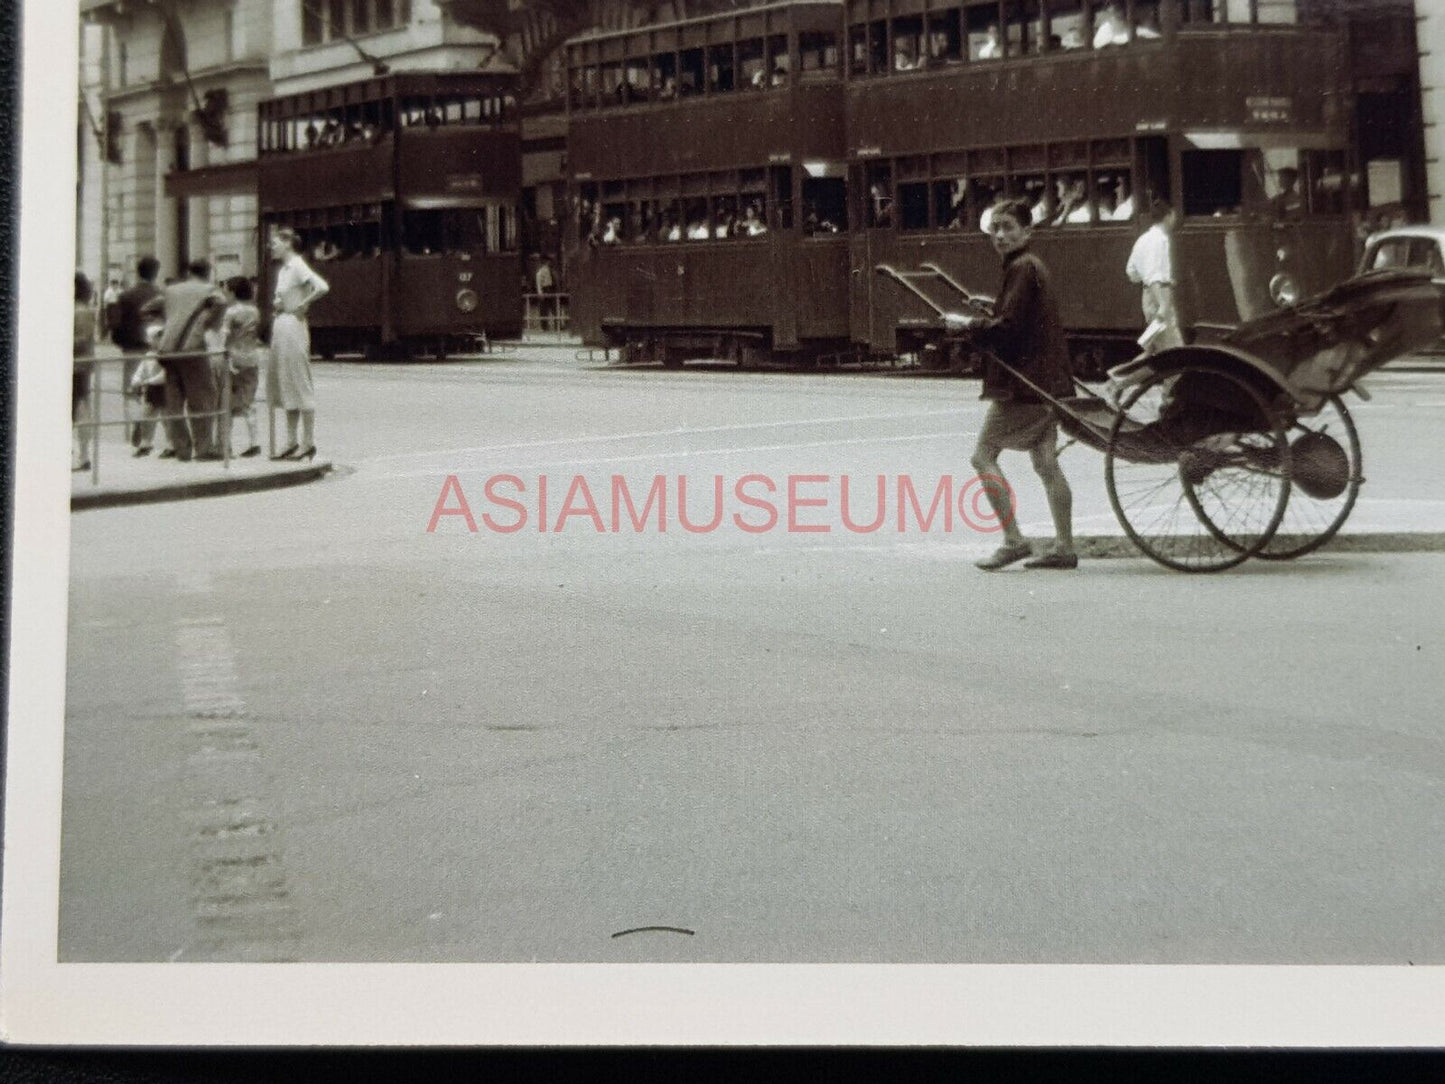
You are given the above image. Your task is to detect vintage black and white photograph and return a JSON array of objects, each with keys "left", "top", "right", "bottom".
[{"left": 4, "top": 0, "right": 1445, "bottom": 1045}]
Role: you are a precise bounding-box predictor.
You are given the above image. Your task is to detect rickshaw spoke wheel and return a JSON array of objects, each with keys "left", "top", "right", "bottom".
[
  {"left": 1104, "top": 365, "right": 1291, "bottom": 573},
  {"left": 1253, "top": 394, "right": 1362, "bottom": 560}
]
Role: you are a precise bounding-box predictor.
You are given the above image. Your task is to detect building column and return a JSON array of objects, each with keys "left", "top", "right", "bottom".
[
  {"left": 187, "top": 121, "right": 211, "bottom": 270},
  {"left": 154, "top": 126, "right": 178, "bottom": 277},
  {"left": 1420, "top": 0, "right": 1445, "bottom": 225}
]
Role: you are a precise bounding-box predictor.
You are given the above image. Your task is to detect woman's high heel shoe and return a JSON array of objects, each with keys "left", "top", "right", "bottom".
[
  {"left": 272, "top": 444, "right": 299, "bottom": 461},
  {"left": 295, "top": 446, "right": 317, "bottom": 462}
]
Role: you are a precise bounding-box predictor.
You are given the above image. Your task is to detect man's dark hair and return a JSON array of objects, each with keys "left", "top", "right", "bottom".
[
  {"left": 1148, "top": 198, "right": 1174, "bottom": 220},
  {"left": 228, "top": 276, "right": 254, "bottom": 302},
  {"left": 75, "top": 272, "right": 93, "bottom": 304},
  {"left": 991, "top": 198, "right": 1034, "bottom": 231},
  {"left": 187, "top": 259, "right": 212, "bottom": 280},
  {"left": 136, "top": 255, "right": 160, "bottom": 282}
]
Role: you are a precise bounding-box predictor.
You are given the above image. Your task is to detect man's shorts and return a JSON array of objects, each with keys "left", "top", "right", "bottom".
[{"left": 977, "top": 401, "right": 1057, "bottom": 453}]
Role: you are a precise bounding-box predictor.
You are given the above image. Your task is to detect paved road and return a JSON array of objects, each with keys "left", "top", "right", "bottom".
[{"left": 59, "top": 352, "right": 1445, "bottom": 962}]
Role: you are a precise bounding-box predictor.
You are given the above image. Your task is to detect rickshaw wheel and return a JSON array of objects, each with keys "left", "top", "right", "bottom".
[
  {"left": 1104, "top": 365, "right": 1291, "bottom": 573},
  {"left": 1253, "top": 394, "right": 1362, "bottom": 560}
]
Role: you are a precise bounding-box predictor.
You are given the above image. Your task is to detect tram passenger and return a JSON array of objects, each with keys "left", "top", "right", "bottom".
[
  {"left": 741, "top": 204, "right": 768, "bottom": 236},
  {"left": 942, "top": 198, "right": 1077, "bottom": 571},
  {"left": 1125, "top": 199, "right": 1184, "bottom": 355},
  {"left": 978, "top": 24, "right": 1002, "bottom": 59},
  {"left": 1093, "top": 2, "right": 1130, "bottom": 47},
  {"left": 1111, "top": 178, "right": 1135, "bottom": 220},
  {"left": 602, "top": 217, "right": 624, "bottom": 245}
]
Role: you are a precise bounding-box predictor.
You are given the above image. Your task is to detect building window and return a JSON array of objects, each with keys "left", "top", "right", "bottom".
[{"left": 302, "top": 0, "right": 409, "bottom": 45}]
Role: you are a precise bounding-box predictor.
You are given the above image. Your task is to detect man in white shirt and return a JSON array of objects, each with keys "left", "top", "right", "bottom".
[{"left": 1125, "top": 199, "right": 1183, "bottom": 354}]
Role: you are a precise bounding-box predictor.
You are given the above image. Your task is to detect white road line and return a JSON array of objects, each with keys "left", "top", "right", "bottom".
[
  {"left": 374, "top": 430, "right": 977, "bottom": 480},
  {"left": 362, "top": 408, "right": 971, "bottom": 465}
]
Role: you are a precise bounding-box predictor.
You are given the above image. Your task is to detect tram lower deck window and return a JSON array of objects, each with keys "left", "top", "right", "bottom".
[{"left": 1182, "top": 150, "right": 1242, "bottom": 217}]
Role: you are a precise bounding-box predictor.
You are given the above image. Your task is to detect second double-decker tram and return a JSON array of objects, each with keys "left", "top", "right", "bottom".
[
  {"left": 257, "top": 72, "right": 523, "bottom": 358},
  {"left": 846, "top": 0, "right": 1356, "bottom": 375},
  {"left": 566, "top": 2, "right": 855, "bottom": 366}
]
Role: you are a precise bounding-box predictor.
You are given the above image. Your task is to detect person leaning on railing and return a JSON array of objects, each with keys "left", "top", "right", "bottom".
[
  {"left": 152, "top": 260, "right": 230, "bottom": 462},
  {"left": 73, "top": 272, "right": 96, "bottom": 472}
]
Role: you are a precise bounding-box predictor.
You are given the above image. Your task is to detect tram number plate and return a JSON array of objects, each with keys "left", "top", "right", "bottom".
[{"left": 458, "top": 272, "right": 473, "bottom": 283}]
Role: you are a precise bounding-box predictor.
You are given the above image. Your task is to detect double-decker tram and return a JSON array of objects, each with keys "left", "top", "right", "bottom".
[
  {"left": 566, "top": 2, "right": 855, "bottom": 367},
  {"left": 848, "top": 0, "right": 1357, "bottom": 376},
  {"left": 257, "top": 72, "right": 523, "bottom": 358},
  {"left": 567, "top": 0, "right": 1356, "bottom": 375}
]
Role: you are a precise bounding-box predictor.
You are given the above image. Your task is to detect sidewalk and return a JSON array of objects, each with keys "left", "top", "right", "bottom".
[
  {"left": 72, "top": 344, "right": 332, "bottom": 510},
  {"left": 71, "top": 451, "right": 331, "bottom": 510}
]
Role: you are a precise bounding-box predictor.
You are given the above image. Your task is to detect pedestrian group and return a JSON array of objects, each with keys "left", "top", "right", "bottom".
[{"left": 73, "top": 229, "right": 329, "bottom": 471}]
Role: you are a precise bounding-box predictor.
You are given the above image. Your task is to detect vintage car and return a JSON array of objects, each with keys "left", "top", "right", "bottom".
[{"left": 1359, "top": 225, "right": 1445, "bottom": 281}]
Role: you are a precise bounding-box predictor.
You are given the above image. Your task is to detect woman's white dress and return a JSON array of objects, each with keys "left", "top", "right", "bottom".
[{"left": 269, "top": 254, "right": 328, "bottom": 410}]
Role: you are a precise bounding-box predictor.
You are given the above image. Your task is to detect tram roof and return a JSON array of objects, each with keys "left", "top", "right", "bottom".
[{"left": 567, "top": 0, "right": 845, "bottom": 47}]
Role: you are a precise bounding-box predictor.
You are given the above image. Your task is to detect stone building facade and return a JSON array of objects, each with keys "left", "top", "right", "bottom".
[{"left": 77, "top": 0, "right": 500, "bottom": 288}]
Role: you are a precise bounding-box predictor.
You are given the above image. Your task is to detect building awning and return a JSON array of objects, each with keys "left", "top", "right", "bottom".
[
  {"left": 165, "top": 160, "right": 258, "bottom": 199},
  {"left": 1183, "top": 131, "right": 1342, "bottom": 151}
]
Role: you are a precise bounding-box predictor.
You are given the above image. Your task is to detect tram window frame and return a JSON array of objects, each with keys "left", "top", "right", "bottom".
[
  {"left": 967, "top": 175, "right": 1005, "bottom": 231},
  {"left": 739, "top": 37, "right": 767, "bottom": 89},
  {"left": 867, "top": 19, "right": 889, "bottom": 74},
  {"left": 799, "top": 31, "right": 839, "bottom": 77},
  {"left": 932, "top": 173, "right": 970, "bottom": 230},
  {"left": 713, "top": 193, "right": 740, "bottom": 238},
  {"left": 802, "top": 177, "right": 846, "bottom": 235},
  {"left": 965, "top": 3, "right": 1005, "bottom": 61},
  {"left": 772, "top": 164, "right": 795, "bottom": 230},
  {"left": 927, "top": 8, "right": 963, "bottom": 64},
  {"left": 624, "top": 57, "right": 651, "bottom": 103},
  {"left": 766, "top": 34, "right": 790, "bottom": 86},
  {"left": 893, "top": 15, "right": 926, "bottom": 70},
  {"left": 863, "top": 161, "right": 894, "bottom": 228},
  {"left": 600, "top": 62, "right": 625, "bottom": 107},
  {"left": 653, "top": 51, "right": 679, "bottom": 99},
  {"left": 679, "top": 47, "right": 705, "bottom": 97},
  {"left": 1181, "top": 149, "right": 1244, "bottom": 217},
  {"left": 897, "top": 181, "right": 931, "bottom": 230},
  {"left": 1303, "top": 150, "right": 1346, "bottom": 216},
  {"left": 1135, "top": 135, "right": 1171, "bottom": 213},
  {"left": 1004, "top": 0, "right": 1040, "bottom": 56},
  {"left": 849, "top": 24, "right": 869, "bottom": 75},
  {"left": 1045, "top": 0, "right": 1090, "bottom": 52},
  {"left": 708, "top": 43, "right": 736, "bottom": 93}
]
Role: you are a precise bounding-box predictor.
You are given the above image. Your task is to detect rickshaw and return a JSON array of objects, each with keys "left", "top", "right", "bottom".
[{"left": 877, "top": 263, "right": 1445, "bottom": 572}]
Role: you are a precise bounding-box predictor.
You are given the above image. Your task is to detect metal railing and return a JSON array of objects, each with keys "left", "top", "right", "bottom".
[
  {"left": 71, "top": 349, "right": 279, "bottom": 486},
  {"left": 523, "top": 292, "right": 570, "bottom": 337}
]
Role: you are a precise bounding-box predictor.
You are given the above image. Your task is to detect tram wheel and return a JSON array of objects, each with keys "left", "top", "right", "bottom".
[{"left": 1104, "top": 365, "right": 1291, "bottom": 573}]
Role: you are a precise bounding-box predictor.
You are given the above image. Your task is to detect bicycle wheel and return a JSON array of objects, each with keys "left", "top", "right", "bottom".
[{"left": 1104, "top": 365, "right": 1292, "bottom": 573}]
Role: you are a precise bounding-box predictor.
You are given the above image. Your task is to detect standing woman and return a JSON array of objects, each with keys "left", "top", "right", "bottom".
[{"left": 268, "top": 227, "right": 329, "bottom": 460}]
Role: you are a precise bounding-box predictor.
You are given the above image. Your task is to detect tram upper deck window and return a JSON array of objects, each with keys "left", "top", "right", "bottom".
[
  {"left": 1181, "top": 0, "right": 1297, "bottom": 24},
  {"left": 848, "top": 25, "right": 868, "bottom": 75},
  {"left": 893, "top": 16, "right": 925, "bottom": 70},
  {"left": 799, "top": 31, "right": 839, "bottom": 77},
  {"left": 966, "top": 4, "right": 1003, "bottom": 60},
  {"left": 739, "top": 38, "right": 766, "bottom": 88},
  {"left": 653, "top": 51, "right": 678, "bottom": 98},
  {"left": 680, "top": 47, "right": 705, "bottom": 96},
  {"left": 1005, "top": 1, "right": 1039, "bottom": 55},
  {"left": 1044, "top": 1, "right": 1087, "bottom": 51},
  {"left": 927, "top": 9, "right": 963, "bottom": 63},
  {"left": 803, "top": 179, "right": 847, "bottom": 234},
  {"left": 708, "top": 44, "right": 736, "bottom": 93},
  {"left": 601, "top": 62, "right": 625, "bottom": 107},
  {"left": 767, "top": 35, "right": 790, "bottom": 86},
  {"left": 624, "top": 58, "right": 651, "bottom": 103}
]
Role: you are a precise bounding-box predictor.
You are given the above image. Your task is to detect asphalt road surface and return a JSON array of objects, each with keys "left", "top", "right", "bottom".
[{"left": 59, "top": 352, "right": 1445, "bottom": 963}]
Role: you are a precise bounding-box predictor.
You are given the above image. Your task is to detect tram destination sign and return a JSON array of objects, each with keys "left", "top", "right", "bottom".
[
  {"left": 1246, "top": 95, "right": 1293, "bottom": 124},
  {"left": 445, "top": 173, "right": 486, "bottom": 193}
]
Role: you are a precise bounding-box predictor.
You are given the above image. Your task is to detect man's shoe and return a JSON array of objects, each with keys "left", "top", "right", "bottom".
[
  {"left": 1024, "top": 551, "right": 1079, "bottom": 570},
  {"left": 158, "top": 448, "right": 177, "bottom": 459},
  {"left": 175, "top": 451, "right": 193, "bottom": 462},
  {"left": 975, "top": 542, "right": 1033, "bottom": 571},
  {"left": 240, "top": 445, "right": 261, "bottom": 458},
  {"left": 133, "top": 446, "right": 152, "bottom": 457},
  {"left": 194, "top": 452, "right": 224, "bottom": 462}
]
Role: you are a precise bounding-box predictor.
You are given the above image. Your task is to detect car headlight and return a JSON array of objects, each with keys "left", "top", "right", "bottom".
[
  {"left": 1269, "top": 273, "right": 1300, "bottom": 308},
  {"left": 455, "top": 288, "right": 479, "bottom": 314}
]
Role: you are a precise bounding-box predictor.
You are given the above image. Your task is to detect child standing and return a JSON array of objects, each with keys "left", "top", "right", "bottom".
[{"left": 221, "top": 276, "right": 264, "bottom": 457}]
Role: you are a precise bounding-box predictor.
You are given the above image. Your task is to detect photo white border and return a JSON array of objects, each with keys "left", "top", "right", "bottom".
[{"left": 4, "top": 0, "right": 1445, "bottom": 1047}]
